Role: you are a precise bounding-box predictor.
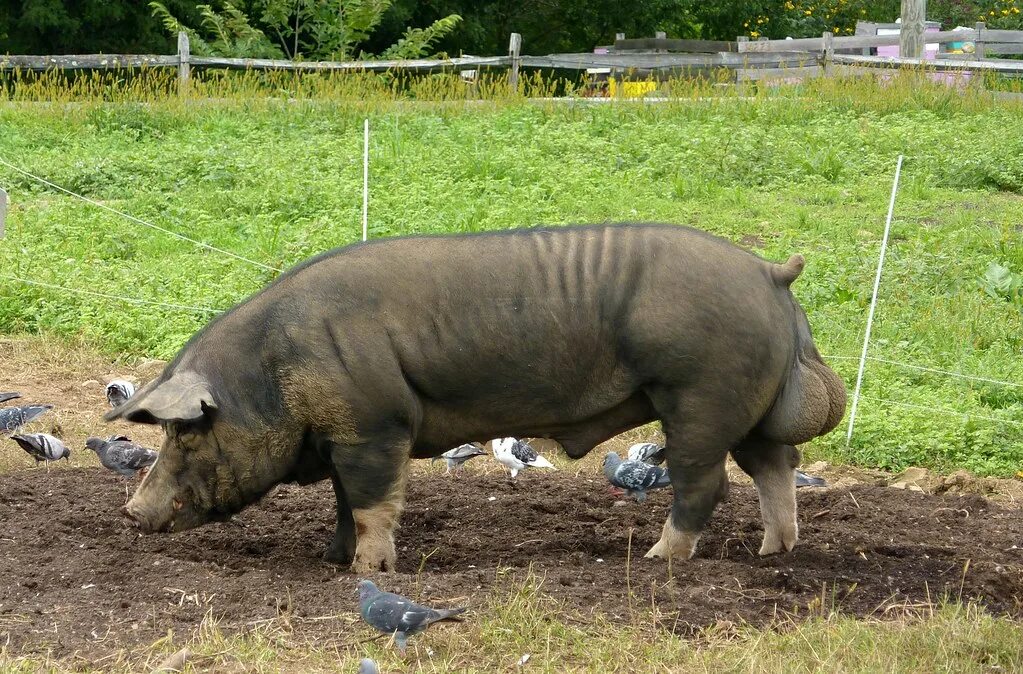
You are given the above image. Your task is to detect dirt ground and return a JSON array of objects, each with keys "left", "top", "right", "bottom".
[
  {"left": 2, "top": 336, "right": 1023, "bottom": 662},
  {"left": 1, "top": 467, "right": 1022, "bottom": 661}
]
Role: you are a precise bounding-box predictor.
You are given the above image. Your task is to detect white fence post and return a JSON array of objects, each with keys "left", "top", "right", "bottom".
[
  {"left": 0, "top": 187, "right": 8, "bottom": 239},
  {"left": 846, "top": 154, "right": 905, "bottom": 446},
  {"left": 177, "top": 31, "right": 191, "bottom": 97},
  {"left": 362, "top": 118, "right": 369, "bottom": 242}
]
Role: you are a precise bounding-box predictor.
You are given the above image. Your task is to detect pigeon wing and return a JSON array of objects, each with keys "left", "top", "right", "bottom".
[
  {"left": 510, "top": 440, "right": 539, "bottom": 465},
  {"left": 110, "top": 441, "right": 159, "bottom": 472},
  {"left": 444, "top": 444, "right": 484, "bottom": 460},
  {"left": 10, "top": 434, "right": 46, "bottom": 460},
  {"left": 0, "top": 392, "right": 21, "bottom": 405},
  {"left": 0, "top": 405, "right": 54, "bottom": 434},
  {"left": 611, "top": 461, "right": 651, "bottom": 490},
  {"left": 364, "top": 593, "right": 415, "bottom": 633}
]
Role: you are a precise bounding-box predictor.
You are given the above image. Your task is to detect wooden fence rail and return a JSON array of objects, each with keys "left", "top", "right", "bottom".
[{"left": 2, "top": 25, "right": 1023, "bottom": 93}]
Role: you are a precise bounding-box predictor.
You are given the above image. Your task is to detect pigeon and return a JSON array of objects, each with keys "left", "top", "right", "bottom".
[
  {"left": 627, "top": 441, "right": 665, "bottom": 466},
  {"left": 86, "top": 435, "right": 159, "bottom": 499},
  {"left": 603, "top": 451, "right": 672, "bottom": 502},
  {"left": 357, "top": 579, "right": 467, "bottom": 653},
  {"left": 795, "top": 470, "right": 827, "bottom": 488},
  {"left": 85, "top": 435, "right": 158, "bottom": 478},
  {"left": 491, "top": 437, "right": 556, "bottom": 478},
  {"left": 432, "top": 443, "right": 486, "bottom": 474},
  {"left": 0, "top": 403, "right": 54, "bottom": 435},
  {"left": 105, "top": 379, "right": 136, "bottom": 408},
  {"left": 0, "top": 392, "right": 21, "bottom": 404},
  {"left": 358, "top": 658, "right": 380, "bottom": 674},
  {"left": 10, "top": 433, "right": 71, "bottom": 465}
]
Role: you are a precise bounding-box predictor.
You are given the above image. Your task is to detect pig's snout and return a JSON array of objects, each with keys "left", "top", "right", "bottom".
[
  {"left": 121, "top": 500, "right": 174, "bottom": 533},
  {"left": 121, "top": 503, "right": 150, "bottom": 531}
]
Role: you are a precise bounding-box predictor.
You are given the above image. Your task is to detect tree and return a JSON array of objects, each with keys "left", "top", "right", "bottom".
[
  {"left": 148, "top": 0, "right": 463, "bottom": 60},
  {"left": 0, "top": 0, "right": 198, "bottom": 54}
]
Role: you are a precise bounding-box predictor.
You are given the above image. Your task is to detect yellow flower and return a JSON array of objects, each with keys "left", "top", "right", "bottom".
[
  {"left": 744, "top": 21, "right": 749, "bottom": 27},
  {"left": 990, "top": 10, "right": 996, "bottom": 14},
  {"left": 757, "top": 17, "right": 763, "bottom": 23},
  {"left": 750, "top": 30, "right": 760, "bottom": 38},
  {"left": 834, "top": 26, "right": 840, "bottom": 32},
  {"left": 784, "top": 1, "right": 795, "bottom": 8},
  {"left": 861, "top": 8, "right": 866, "bottom": 14},
  {"left": 1014, "top": 6, "right": 1021, "bottom": 13},
  {"left": 805, "top": 9, "right": 812, "bottom": 14}
]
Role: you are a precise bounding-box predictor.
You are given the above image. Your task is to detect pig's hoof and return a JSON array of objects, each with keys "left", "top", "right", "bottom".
[
  {"left": 759, "top": 524, "right": 798, "bottom": 556},
  {"left": 644, "top": 523, "right": 700, "bottom": 560},
  {"left": 351, "top": 549, "right": 397, "bottom": 574},
  {"left": 323, "top": 545, "right": 353, "bottom": 565}
]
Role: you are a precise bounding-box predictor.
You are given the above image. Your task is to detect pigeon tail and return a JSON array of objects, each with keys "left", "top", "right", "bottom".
[
  {"left": 428, "top": 606, "right": 468, "bottom": 624},
  {"left": 0, "top": 392, "right": 21, "bottom": 404},
  {"left": 527, "top": 455, "right": 555, "bottom": 469},
  {"left": 795, "top": 470, "right": 827, "bottom": 488}
]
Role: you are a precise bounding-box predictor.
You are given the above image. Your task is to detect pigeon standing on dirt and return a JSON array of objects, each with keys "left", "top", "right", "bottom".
[
  {"left": 86, "top": 435, "right": 159, "bottom": 499},
  {"left": 10, "top": 432, "right": 71, "bottom": 466},
  {"left": 627, "top": 442, "right": 665, "bottom": 466},
  {"left": 357, "top": 579, "right": 467, "bottom": 653},
  {"left": 603, "top": 451, "right": 672, "bottom": 502},
  {"left": 85, "top": 436, "right": 158, "bottom": 478},
  {"left": 0, "top": 392, "right": 21, "bottom": 404},
  {"left": 432, "top": 443, "right": 486, "bottom": 475},
  {"left": 0, "top": 403, "right": 54, "bottom": 435},
  {"left": 105, "top": 380, "right": 136, "bottom": 408},
  {"left": 491, "top": 437, "right": 556, "bottom": 478}
]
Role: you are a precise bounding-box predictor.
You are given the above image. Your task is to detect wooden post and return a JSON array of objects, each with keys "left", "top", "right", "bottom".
[
  {"left": 899, "top": 0, "right": 926, "bottom": 58},
  {"left": 0, "top": 187, "right": 7, "bottom": 239},
  {"left": 177, "top": 31, "right": 190, "bottom": 96},
  {"left": 975, "top": 21, "right": 987, "bottom": 59},
  {"left": 508, "top": 32, "right": 521, "bottom": 92},
  {"left": 736, "top": 36, "right": 749, "bottom": 92},
  {"left": 822, "top": 31, "right": 834, "bottom": 75}
]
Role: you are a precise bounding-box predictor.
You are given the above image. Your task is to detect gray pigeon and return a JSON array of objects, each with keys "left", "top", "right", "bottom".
[
  {"left": 358, "top": 658, "right": 380, "bottom": 674},
  {"left": 627, "top": 442, "right": 665, "bottom": 466},
  {"left": 603, "top": 451, "right": 672, "bottom": 502},
  {"left": 795, "top": 470, "right": 827, "bottom": 488},
  {"left": 10, "top": 432, "right": 71, "bottom": 464},
  {"left": 105, "top": 380, "right": 136, "bottom": 408},
  {"left": 85, "top": 435, "right": 158, "bottom": 478},
  {"left": 432, "top": 443, "right": 486, "bottom": 474},
  {"left": 0, "top": 392, "right": 21, "bottom": 404},
  {"left": 357, "top": 579, "right": 467, "bottom": 653},
  {"left": 0, "top": 403, "right": 54, "bottom": 435}
]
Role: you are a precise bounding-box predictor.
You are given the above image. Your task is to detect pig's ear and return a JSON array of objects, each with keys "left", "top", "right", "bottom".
[{"left": 104, "top": 371, "right": 217, "bottom": 424}]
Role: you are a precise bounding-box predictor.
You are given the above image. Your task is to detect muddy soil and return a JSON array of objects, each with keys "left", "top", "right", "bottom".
[{"left": 1, "top": 468, "right": 1021, "bottom": 660}]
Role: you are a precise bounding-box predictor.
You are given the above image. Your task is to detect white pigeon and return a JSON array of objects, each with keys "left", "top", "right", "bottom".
[
  {"left": 491, "top": 437, "right": 555, "bottom": 478},
  {"left": 105, "top": 380, "right": 136, "bottom": 408},
  {"left": 627, "top": 441, "right": 665, "bottom": 466}
]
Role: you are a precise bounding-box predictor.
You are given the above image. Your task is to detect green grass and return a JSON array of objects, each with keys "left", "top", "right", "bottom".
[{"left": 1, "top": 71, "right": 1022, "bottom": 478}]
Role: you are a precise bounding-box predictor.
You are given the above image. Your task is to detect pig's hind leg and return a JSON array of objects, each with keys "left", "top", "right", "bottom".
[
  {"left": 643, "top": 392, "right": 750, "bottom": 561},
  {"left": 730, "top": 438, "right": 800, "bottom": 555}
]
